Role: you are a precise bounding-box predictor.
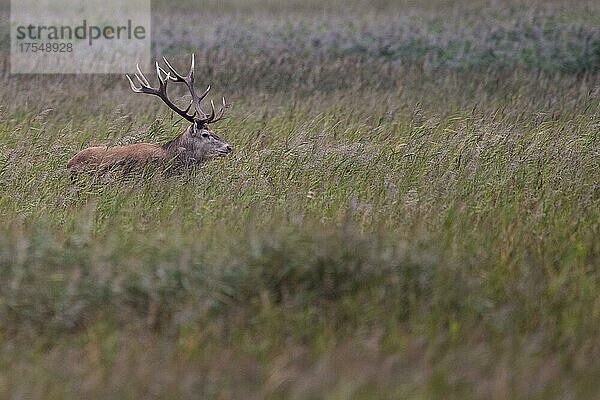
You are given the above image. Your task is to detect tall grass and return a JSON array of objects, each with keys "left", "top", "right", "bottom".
[{"left": 0, "top": 0, "right": 599, "bottom": 398}]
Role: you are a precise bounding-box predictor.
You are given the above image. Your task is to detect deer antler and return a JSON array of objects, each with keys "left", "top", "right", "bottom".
[
  {"left": 127, "top": 55, "right": 229, "bottom": 124},
  {"left": 161, "top": 54, "right": 229, "bottom": 124},
  {"left": 126, "top": 62, "right": 199, "bottom": 123}
]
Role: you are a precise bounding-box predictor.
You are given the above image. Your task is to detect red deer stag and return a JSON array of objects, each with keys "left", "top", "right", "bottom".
[{"left": 67, "top": 54, "right": 232, "bottom": 178}]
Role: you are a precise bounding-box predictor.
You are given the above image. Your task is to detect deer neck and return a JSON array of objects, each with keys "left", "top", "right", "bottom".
[
  {"left": 162, "top": 126, "right": 189, "bottom": 151},
  {"left": 161, "top": 125, "right": 199, "bottom": 166}
]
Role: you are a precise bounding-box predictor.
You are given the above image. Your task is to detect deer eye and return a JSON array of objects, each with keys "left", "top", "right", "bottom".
[{"left": 201, "top": 132, "right": 209, "bottom": 138}]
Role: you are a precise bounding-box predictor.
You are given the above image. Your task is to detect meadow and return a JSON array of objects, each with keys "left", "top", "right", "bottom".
[{"left": 0, "top": 0, "right": 599, "bottom": 398}]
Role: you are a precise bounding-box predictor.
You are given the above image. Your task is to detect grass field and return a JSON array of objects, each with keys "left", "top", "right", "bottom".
[{"left": 0, "top": 0, "right": 599, "bottom": 398}]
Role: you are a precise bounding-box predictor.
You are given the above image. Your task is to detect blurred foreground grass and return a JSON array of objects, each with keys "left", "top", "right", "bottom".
[{"left": 0, "top": 0, "right": 599, "bottom": 398}]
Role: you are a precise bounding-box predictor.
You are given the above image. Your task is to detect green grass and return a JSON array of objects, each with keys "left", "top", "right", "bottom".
[{"left": 0, "top": 0, "right": 599, "bottom": 398}]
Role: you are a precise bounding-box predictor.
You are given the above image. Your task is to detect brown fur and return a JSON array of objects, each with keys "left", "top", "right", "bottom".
[
  {"left": 67, "top": 125, "right": 232, "bottom": 179},
  {"left": 67, "top": 143, "right": 167, "bottom": 173}
]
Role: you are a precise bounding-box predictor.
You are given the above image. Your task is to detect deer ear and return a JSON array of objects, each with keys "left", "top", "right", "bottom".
[{"left": 189, "top": 124, "right": 198, "bottom": 137}]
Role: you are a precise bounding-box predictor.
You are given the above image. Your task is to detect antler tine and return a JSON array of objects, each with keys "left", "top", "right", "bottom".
[
  {"left": 199, "top": 97, "right": 229, "bottom": 124},
  {"left": 189, "top": 53, "right": 195, "bottom": 82},
  {"left": 207, "top": 100, "right": 216, "bottom": 121},
  {"left": 136, "top": 64, "right": 150, "bottom": 87},
  {"left": 198, "top": 85, "right": 211, "bottom": 102},
  {"left": 155, "top": 62, "right": 164, "bottom": 88},
  {"left": 155, "top": 62, "right": 170, "bottom": 84},
  {"left": 134, "top": 73, "right": 147, "bottom": 88},
  {"left": 128, "top": 73, "right": 157, "bottom": 96},
  {"left": 209, "top": 97, "right": 229, "bottom": 123},
  {"left": 126, "top": 74, "right": 143, "bottom": 93},
  {"left": 162, "top": 56, "right": 189, "bottom": 82}
]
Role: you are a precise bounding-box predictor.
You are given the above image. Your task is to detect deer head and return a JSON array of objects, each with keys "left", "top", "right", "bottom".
[{"left": 126, "top": 54, "right": 233, "bottom": 163}]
